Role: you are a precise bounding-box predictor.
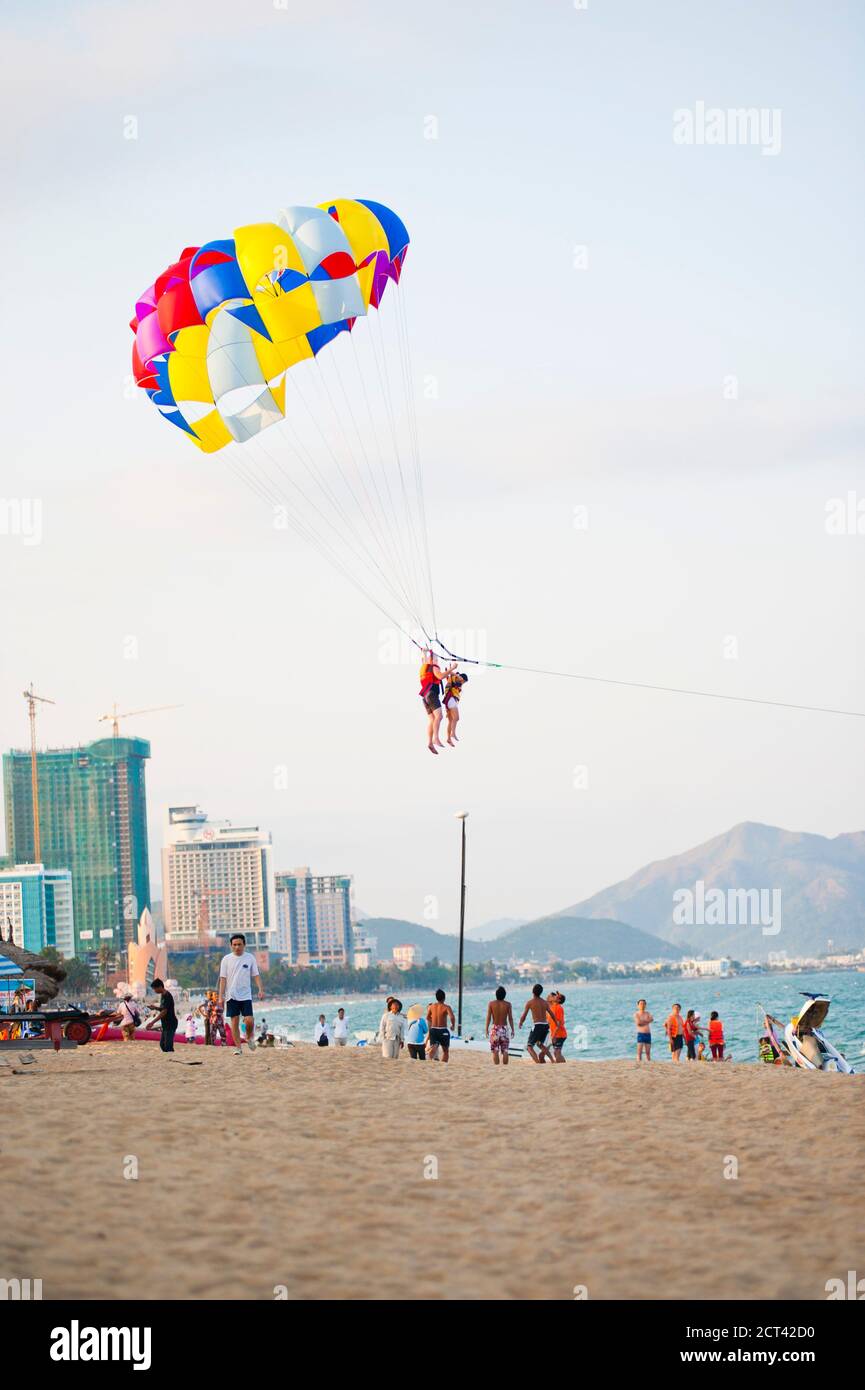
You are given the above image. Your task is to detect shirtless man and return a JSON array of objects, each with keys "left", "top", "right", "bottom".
[
  {"left": 484, "top": 985, "right": 514, "bottom": 1066},
  {"left": 634, "top": 999, "right": 654, "bottom": 1061},
  {"left": 518, "top": 983, "right": 557, "bottom": 1063},
  {"left": 426, "top": 988, "right": 455, "bottom": 1062}
]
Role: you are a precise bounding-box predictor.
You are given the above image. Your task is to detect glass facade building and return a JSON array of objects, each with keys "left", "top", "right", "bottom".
[
  {"left": 0, "top": 864, "right": 74, "bottom": 956},
  {"left": 275, "top": 868, "right": 353, "bottom": 967},
  {"left": 3, "top": 737, "right": 151, "bottom": 958}
]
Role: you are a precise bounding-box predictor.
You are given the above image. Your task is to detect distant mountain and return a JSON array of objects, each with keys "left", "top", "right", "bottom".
[
  {"left": 361, "top": 914, "right": 684, "bottom": 966},
  {"left": 466, "top": 916, "right": 526, "bottom": 941},
  {"left": 360, "top": 918, "right": 491, "bottom": 966},
  {"left": 489, "top": 916, "right": 687, "bottom": 963},
  {"left": 553, "top": 822, "right": 865, "bottom": 959}
]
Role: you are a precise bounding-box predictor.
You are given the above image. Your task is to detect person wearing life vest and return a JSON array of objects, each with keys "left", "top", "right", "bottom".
[
  {"left": 547, "top": 991, "right": 567, "bottom": 1063},
  {"left": 664, "top": 1002, "right": 685, "bottom": 1062},
  {"left": 419, "top": 649, "right": 455, "bottom": 755},
  {"left": 443, "top": 670, "right": 469, "bottom": 746}
]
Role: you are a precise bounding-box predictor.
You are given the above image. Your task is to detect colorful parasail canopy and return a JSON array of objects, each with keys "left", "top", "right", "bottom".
[{"left": 130, "top": 200, "right": 409, "bottom": 453}]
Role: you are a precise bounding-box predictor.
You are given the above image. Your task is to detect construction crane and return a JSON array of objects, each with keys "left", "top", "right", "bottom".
[
  {"left": 98, "top": 703, "right": 182, "bottom": 738},
  {"left": 195, "top": 888, "right": 230, "bottom": 989},
  {"left": 196, "top": 888, "right": 230, "bottom": 950},
  {"left": 22, "top": 683, "right": 55, "bottom": 865}
]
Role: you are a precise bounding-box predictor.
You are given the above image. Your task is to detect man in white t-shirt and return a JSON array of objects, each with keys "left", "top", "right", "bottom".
[
  {"left": 217, "top": 934, "right": 264, "bottom": 1054},
  {"left": 332, "top": 1007, "right": 349, "bottom": 1046}
]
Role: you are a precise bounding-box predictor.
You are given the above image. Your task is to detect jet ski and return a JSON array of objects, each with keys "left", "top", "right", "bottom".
[{"left": 784, "top": 993, "right": 855, "bottom": 1073}]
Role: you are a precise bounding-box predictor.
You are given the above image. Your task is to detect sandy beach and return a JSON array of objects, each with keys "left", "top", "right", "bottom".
[{"left": 5, "top": 1042, "right": 863, "bottom": 1301}]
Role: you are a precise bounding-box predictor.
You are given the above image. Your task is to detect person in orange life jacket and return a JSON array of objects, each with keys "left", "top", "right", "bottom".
[
  {"left": 547, "top": 991, "right": 567, "bottom": 1063},
  {"left": 419, "top": 649, "right": 456, "bottom": 755},
  {"left": 664, "top": 1002, "right": 685, "bottom": 1062},
  {"left": 444, "top": 671, "right": 469, "bottom": 746},
  {"left": 708, "top": 1011, "right": 725, "bottom": 1061}
]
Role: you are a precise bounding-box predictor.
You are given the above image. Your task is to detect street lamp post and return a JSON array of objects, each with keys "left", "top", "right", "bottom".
[{"left": 455, "top": 811, "right": 469, "bottom": 1035}]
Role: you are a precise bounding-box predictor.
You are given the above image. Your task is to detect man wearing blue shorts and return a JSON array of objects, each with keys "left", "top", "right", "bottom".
[{"left": 217, "top": 933, "right": 264, "bottom": 1054}]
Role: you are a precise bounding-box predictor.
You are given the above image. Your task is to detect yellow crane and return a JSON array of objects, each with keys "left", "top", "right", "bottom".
[
  {"left": 98, "top": 703, "right": 183, "bottom": 737},
  {"left": 22, "top": 683, "right": 55, "bottom": 864}
]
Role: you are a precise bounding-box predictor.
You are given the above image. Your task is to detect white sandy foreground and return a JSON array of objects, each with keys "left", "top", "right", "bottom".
[{"left": 4, "top": 1042, "right": 863, "bottom": 1301}]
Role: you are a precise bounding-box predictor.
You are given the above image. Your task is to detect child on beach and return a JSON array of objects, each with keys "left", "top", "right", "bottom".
[
  {"left": 634, "top": 1000, "right": 653, "bottom": 1061},
  {"left": 708, "top": 1011, "right": 725, "bottom": 1060},
  {"left": 485, "top": 986, "right": 514, "bottom": 1065},
  {"left": 207, "top": 994, "right": 227, "bottom": 1046}
]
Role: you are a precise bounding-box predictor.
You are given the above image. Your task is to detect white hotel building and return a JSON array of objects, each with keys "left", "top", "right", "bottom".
[{"left": 161, "top": 806, "right": 276, "bottom": 953}]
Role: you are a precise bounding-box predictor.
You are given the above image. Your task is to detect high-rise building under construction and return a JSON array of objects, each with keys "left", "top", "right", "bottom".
[{"left": 3, "top": 736, "right": 151, "bottom": 958}]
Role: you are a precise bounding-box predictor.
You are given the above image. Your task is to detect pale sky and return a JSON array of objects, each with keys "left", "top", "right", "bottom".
[{"left": 1, "top": 0, "right": 862, "bottom": 933}]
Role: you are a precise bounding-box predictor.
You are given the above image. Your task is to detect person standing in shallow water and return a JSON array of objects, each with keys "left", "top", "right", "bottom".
[
  {"left": 485, "top": 986, "right": 514, "bottom": 1065},
  {"left": 634, "top": 999, "right": 653, "bottom": 1061}
]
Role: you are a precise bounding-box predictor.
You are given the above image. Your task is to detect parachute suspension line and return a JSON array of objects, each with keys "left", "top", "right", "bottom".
[
  {"left": 385, "top": 290, "right": 437, "bottom": 634},
  {"left": 223, "top": 448, "right": 428, "bottom": 655},
  {"left": 241, "top": 424, "right": 429, "bottom": 635},
  {"left": 310, "top": 349, "right": 426, "bottom": 631},
  {"left": 283, "top": 351, "right": 429, "bottom": 633},
  {"left": 366, "top": 296, "right": 433, "bottom": 637},
  {"left": 326, "top": 339, "right": 418, "bottom": 630},
  {"left": 271, "top": 376, "right": 427, "bottom": 632},
  {"left": 347, "top": 328, "right": 430, "bottom": 639},
  {"left": 213, "top": 336, "right": 431, "bottom": 636},
  {"left": 392, "top": 281, "right": 438, "bottom": 636},
  {"left": 430, "top": 638, "right": 865, "bottom": 718},
  {"left": 281, "top": 364, "right": 417, "bottom": 619}
]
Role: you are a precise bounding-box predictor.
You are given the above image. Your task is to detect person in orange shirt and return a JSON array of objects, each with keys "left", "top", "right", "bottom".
[
  {"left": 664, "top": 1002, "right": 685, "bottom": 1062},
  {"left": 708, "top": 1011, "right": 725, "bottom": 1061},
  {"left": 547, "top": 991, "right": 567, "bottom": 1063}
]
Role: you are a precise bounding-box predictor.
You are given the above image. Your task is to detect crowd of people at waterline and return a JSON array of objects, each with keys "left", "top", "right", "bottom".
[
  {"left": 119, "top": 934, "right": 731, "bottom": 1065},
  {"left": 358, "top": 984, "right": 571, "bottom": 1063},
  {"left": 635, "top": 999, "right": 730, "bottom": 1062}
]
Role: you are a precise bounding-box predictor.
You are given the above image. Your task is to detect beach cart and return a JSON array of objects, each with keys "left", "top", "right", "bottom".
[{"left": 0, "top": 1006, "right": 106, "bottom": 1051}]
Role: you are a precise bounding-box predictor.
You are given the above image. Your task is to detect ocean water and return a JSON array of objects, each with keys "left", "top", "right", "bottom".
[{"left": 255, "top": 969, "right": 865, "bottom": 1063}]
